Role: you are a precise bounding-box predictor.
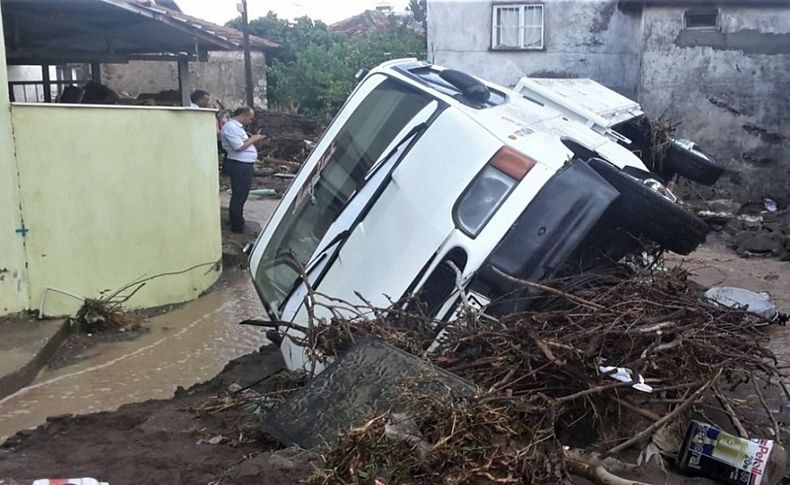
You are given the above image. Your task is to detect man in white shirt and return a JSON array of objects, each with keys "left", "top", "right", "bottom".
[
  {"left": 221, "top": 107, "right": 263, "bottom": 233},
  {"left": 189, "top": 90, "right": 210, "bottom": 108}
]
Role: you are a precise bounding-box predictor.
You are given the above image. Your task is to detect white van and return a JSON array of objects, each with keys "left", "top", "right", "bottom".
[
  {"left": 249, "top": 59, "right": 710, "bottom": 370},
  {"left": 514, "top": 77, "right": 724, "bottom": 186}
]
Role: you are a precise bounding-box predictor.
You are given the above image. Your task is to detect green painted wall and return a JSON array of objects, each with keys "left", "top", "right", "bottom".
[
  {"left": 0, "top": 16, "right": 30, "bottom": 315},
  {"left": 11, "top": 104, "right": 222, "bottom": 315}
]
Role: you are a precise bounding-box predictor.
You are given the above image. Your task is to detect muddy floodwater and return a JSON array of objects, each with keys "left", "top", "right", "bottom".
[
  {"left": 0, "top": 270, "right": 268, "bottom": 442},
  {"left": 1, "top": 229, "right": 788, "bottom": 445}
]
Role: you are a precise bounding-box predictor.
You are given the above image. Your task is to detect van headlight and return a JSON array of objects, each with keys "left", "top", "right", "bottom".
[{"left": 454, "top": 147, "right": 536, "bottom": 237}]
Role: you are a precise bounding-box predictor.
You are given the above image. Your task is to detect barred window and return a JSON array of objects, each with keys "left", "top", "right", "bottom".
[{"left": 492, "top": 4, "right": 544, "bottom": 50}]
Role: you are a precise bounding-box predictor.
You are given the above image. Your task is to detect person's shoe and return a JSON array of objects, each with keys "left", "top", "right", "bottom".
[{"left": 231, "top": 226, "right": 244, "bottom": 234}]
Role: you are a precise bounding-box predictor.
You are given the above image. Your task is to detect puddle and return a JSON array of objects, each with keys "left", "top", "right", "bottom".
[{"left": 0, "top": 269, "right": 268, "bottom": 442}]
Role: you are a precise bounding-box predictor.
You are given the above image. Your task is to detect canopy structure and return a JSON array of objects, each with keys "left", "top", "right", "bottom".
[{"left": 2, "top": 0, "right": 277, "bottom": 103}]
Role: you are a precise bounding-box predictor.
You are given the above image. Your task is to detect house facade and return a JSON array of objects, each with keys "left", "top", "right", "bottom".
[
  {"left": 427, "top": 0, "right": 790, "bottom": 203},
  {"left": 427, "top": 0, "right": 642, "bottom": 98},
  {"left": 635, "top": 1, "right": 790, "bottom": 203}
]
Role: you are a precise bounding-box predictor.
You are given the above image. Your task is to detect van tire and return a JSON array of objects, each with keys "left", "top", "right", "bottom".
[
  {"left": 588, "top": 159, "right": 709, "bottom": 255},
  {"left": 664, "top": 143, "right": 725, "bottom": 186}
]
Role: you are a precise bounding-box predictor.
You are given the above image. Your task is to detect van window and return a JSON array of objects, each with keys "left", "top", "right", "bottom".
[{"left": 255, "top": 78, "right": 432, "bottom": 312}]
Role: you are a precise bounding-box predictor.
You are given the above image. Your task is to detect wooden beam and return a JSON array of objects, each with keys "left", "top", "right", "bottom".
[
  {"left": 126, "top": 53, "right": 196, "bottom": 61},
  {"left": 5, "top": 47, "right": 132, "bottom": 65},
  {"left": 91, "top": 62, "right": 102, "bottom": 83},
  {"left": 41, "top": 65, "right": 52, "bottom": 103},
  {"left": 6, "top": 52, "right": 197, "bottom": 65},
  {"left": 177, "top": 58, "right": 191, "bottom": 107}
]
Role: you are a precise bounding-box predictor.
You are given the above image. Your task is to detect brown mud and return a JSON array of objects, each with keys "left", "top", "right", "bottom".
[
  {"left": 0, "top": 239, "right": 787, "bottom": 484},
  {"left": 0, "top": 347, "right": 320, "bottom": 485}
]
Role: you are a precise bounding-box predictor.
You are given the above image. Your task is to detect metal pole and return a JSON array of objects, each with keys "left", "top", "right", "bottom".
[{"left": 241, "top": 0, "right": 254, "bottom": 107}]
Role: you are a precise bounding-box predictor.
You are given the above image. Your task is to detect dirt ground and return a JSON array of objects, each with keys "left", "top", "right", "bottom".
[
  {"left": 0, "top": 238, "right": 787, "bottom": 484},
  {"left": 0, "top": 345, "right": 320, "bottom": 485}
]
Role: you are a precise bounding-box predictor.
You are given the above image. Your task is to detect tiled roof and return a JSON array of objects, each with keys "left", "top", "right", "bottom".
[
  {"left": 329, "top": 10, "right": 391, "bottom": 36},
  {"left": 132, "top": 0, "right": 279, "bottom": 49}
]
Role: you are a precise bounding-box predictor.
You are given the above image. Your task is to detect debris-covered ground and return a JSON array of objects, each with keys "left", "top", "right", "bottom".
[
  {"left": 1, "top": 238, "right": 788, "bottom": 485},
  {"left": 0, "top": 347, "right": 321, "bottom": 484},
  {"left": 302, "top": 260, "right": 786, "bottom": 484},
  {"left": 220, "top": 110, "right": 323, "bottom": 195},
  {"left": 692, "top": 198, "right": 790, "bottom": 260},
  {"left": 3, "top": 95, "right": 787, "bottom": 482}
]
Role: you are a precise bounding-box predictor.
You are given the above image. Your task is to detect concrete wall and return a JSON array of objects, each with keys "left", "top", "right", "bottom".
[
  {"left": 102, "top": 51, "right": 268, "bottom": 109},
  {"left": 0, "top": 19, "right": 30, "bottom": 316},
  {"left": 427, "top": 0, "right": 642, "bottom": 97},
  {"left": 8, "top": 104, "right": 222, "bottom": 316},
  {"left": 638, "top": 6, "right": 790, "bottom": 203}
]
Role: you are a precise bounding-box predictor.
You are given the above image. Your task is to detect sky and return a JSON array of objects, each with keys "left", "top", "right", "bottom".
[{"left": 178, "top": 0, "right": 410, "bottom": 26}]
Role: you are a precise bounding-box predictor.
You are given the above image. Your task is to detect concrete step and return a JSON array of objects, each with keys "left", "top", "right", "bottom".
[{"left": 0, "top": 316, "right": 69, "bottom": 400}]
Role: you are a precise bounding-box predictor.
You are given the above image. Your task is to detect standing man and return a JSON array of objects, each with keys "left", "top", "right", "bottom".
[
  {"left": 221, "top": 107, "right": 263, "bottom": 233},
  {"left": 190, "top": 90, "right": 211, "bottom": 108}
]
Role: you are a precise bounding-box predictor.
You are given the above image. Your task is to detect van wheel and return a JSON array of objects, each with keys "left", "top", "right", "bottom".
[
  {"left": 664, "top": 140, "right": 725, "bottom": 186},
  {"left": 588, "top": 158, "right": 709, "bottom": 255}
]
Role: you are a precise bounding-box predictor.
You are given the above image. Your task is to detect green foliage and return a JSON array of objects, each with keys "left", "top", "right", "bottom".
[
  {"left": 407, "top": 0, "right": 426, "bottom": 28},
  {"left": 228, "top": 11, "right": 426, "bottom": 123}
]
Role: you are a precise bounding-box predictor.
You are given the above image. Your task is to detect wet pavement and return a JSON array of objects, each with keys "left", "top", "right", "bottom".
[
  {"left": 0, "top": 270, "right": 268, "bottom": 442},
  {"left": 668, "top": 238, "right": 790, "bottom": 440},
  {"left": 667, "top": 236, "right": 790, "bottom": 354},
  {"left": 667, "top": 236, "right": 790, "bottom": 310},
  {"left": 0, "top": 198, "right": 281, "bottom": 442}
]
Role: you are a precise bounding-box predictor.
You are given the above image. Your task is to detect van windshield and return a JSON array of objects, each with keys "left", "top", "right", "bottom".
[{"left": 254, "top": 77, "right": 432, "bottom": 312}]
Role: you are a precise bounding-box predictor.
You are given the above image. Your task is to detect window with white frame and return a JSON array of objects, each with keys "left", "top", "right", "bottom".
[{"left": 491, "top": 3, "right": 544, "bottom": 50}]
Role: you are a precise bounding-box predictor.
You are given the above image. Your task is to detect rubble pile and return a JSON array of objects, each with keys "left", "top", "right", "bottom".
[
  {"left": 301, "top": 264, "right": 785, "bottom": 484},
  {"left": 694, "top": 199, "right": 790, "bottom": 260},
  {"left": 255, "top": 109, "right": 322, "bottom": 163},
  {"left": 248, "top": 110, "right": 323, "bottom": 193},
  {"left": 254, "top": 110, "right": 321, "bottom": 138}
]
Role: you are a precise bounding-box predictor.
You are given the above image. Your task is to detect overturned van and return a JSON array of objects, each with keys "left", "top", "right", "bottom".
[{"left": 248, "top": 60, "right": 713, "bottom": 370}]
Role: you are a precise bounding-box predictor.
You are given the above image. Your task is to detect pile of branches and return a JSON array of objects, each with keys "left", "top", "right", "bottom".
[
  {"left": 301, "top": 264, "right": 785, "bottom": 484},
  {"left": 70, "top": 297, "right": 141, "bottom": 334},
  {"left": 68, "top": 262, "right": 219, "bottom": 334},
  {"left": 313, "top": 393, "right": 565, "bottom": 485},
  {"left": 635, "top": 116, "right": 680, "bottom": 174}
]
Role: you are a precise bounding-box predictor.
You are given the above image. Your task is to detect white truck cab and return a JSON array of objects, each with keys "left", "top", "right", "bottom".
[{"left": 249, "top": 60, "right": 710, "bottom": 371}]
